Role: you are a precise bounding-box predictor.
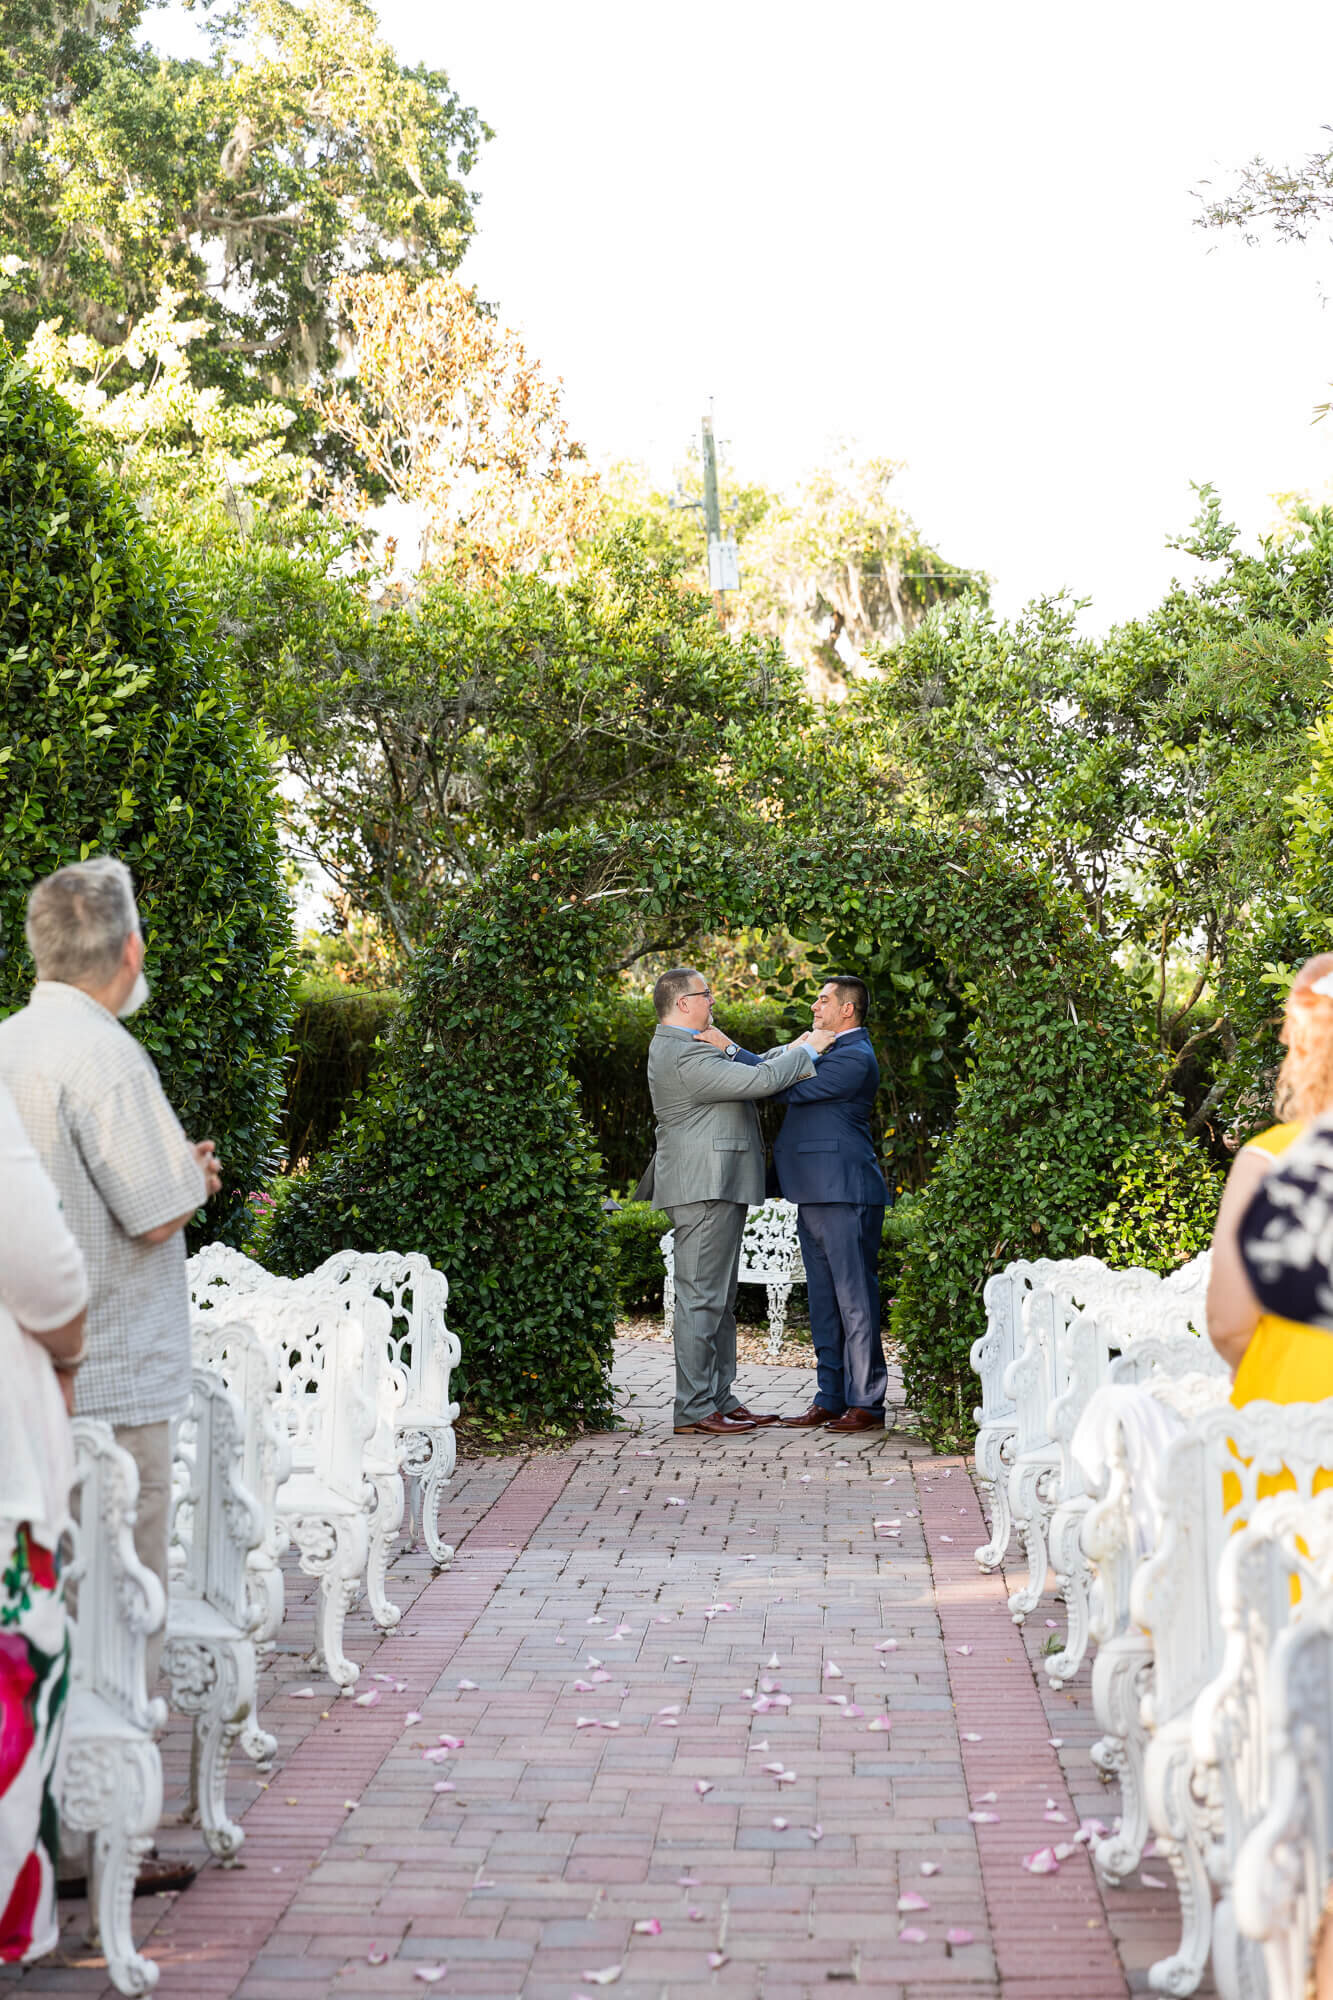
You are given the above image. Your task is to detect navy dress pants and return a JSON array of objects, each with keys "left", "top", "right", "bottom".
[{"left": 796, "top": 1202, "right": 888, "bottom": 1414}]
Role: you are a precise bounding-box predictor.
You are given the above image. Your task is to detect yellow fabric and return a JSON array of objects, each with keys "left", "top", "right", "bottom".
[{"left": 1228, "top": 1121, "right": 1333, "bottom": 1512}]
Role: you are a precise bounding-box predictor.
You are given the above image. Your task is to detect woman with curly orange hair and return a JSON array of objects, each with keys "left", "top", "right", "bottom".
[{"left": 1207, "top": 952, "right": 1333, "bottom": 1405}]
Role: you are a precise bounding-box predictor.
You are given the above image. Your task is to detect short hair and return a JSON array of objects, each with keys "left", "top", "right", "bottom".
[
  {"left": 825, "top": 974, "right": 869, "bottom": 1024},
  {"left": 654, "top": 965, "right": 702, "bottom": 1020},
  {"left": 25, "top": 856, "right": 140, "bottom": 987}
]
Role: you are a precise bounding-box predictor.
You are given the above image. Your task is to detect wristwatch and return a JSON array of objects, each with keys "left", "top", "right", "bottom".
[{"left": 723, "top": 1042, "right": 739, "bottom": 1060}]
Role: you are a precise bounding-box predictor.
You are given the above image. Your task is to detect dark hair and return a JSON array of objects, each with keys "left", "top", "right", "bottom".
[
  {"left": 654, "top": 965, "right": 702, "bottom": 1020},
  {"left": 825, "top": 974, "right": 869, "bottom": 1024}
]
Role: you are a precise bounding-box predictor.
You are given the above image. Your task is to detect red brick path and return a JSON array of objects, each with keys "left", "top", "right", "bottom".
[{"left": 4, "top": 1342, "right": 1181, "bottom": 1998}]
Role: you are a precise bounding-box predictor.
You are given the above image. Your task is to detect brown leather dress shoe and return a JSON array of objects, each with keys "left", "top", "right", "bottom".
[
  {"left": 727, "top": 1403, "right": 781, "bottom": 1426},
  {"left": 824, "top": 1407, "right": 884, "bottom": 1433},
  {"left": 780, "top": 1403, "right": 842, "bottom": 1428},
  {"left": 674, "top": 1410, "right": 758, "bottom": 1435}
]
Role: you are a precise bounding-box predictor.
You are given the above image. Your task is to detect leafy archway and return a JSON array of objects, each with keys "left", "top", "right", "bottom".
[{"left": 267, "top": 820, "right": 1219, "bottom": 1446}]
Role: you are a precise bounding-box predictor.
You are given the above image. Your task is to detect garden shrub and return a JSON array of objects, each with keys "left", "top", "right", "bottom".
[
  {"left": 607, "top": 1202, "right": 671, "bottom": 1312},
  {"left": 283, "top": 981, "right": 402, "bottom": 1166},
  {"left": 0, "top": 358, "right": 293, "bottom": 1237},
  {"left": 265, "top": 820, "right": 1213, "bottom": 1443}
]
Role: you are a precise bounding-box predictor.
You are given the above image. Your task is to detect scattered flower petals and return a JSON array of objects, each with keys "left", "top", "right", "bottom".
[
  {"left": 973, "top": 1791, "right": 997, "bottom": 1804},
  {"left": 438, "top": 1735, "right": 464, "bottom": 1750},
  {"left": 343, "top": 1798, "right": 359, "bottom": 1810},
  {"left": 573, "top": 1680, "right": 596, "bottom": 1693},
  {"left": 587, "top": 1616, "right": 604, "bottom": 1625},
  {"left": 806, "top": 1823, "right": 823, "bottom": 1841},
  {"left": 353, "top": 1689, "right": 381, "bottom": 1707},
  {"left": 367, "top": 1948, "right": 388, "bottom": 1964},
  {"left": 581, "top": 1967, "right": 622, "bottom": 1986},
  {"left": 946, "top": 1926, "right": 974, "bottom": 1946},
  {"left": 422, "top": 1747, "right": 450, "bottom": 1763},
  {"left": 657, "top": 1717, "right": 678, "bottom": 1728},
  {"left": 413, "top": 1969, "right": 447, "bottom": 1985},
  {"left": 919, "top": 1861, "right": 940, "bottom": 1876},
  {"left": 404, "top": 1711, "right": 423, "bottom": 1726},
  {"left": 1053, "top": 1842, "right": 1075, "bottom": 1860},
  {"left": 457, "top": 1679, "right": 478, "bottom": 1690},
  {"left": 678, "top": 1875, "right": 700, "bottom": 1887},
  {"left": 772, "top": 1816, "right": 789, "bottom": 1830},
  {"left": 968, "top": 1811, "right": 999, "bottom": 1824},
  {"left": 1022, "top": 1847, "right": 1060, "bottom": 1874},
  {"left": 774, "top": 1770, "right": 797, "bottom": 1785},
  {"left": 898, "top": 1891, "right": 930, "bottom": 1912},
  {"left": 372, "top": 1672, "right": 396, "bottom": 1684},
  {"left": 824, "top": 1662, "right": 843, "bottom": 1679},
  {"left": 826, "top": 1693, "right": 847, "bottom": 1707},
  {"left": 940, "top": 1535, "right": 954, "bottom": 1543},
  {"left": 657, "top": 1705, "right": 681, "bottom": 1716},
  {"left": 751, "top": 1740, "right": 770, "bottom": 1751},
  {"left": 1044, "top": 1619, "right": 1058, "bottom": 1629},
  {"left": 666, "top": 1498, "right": 688, "bottom": 1507},
  {"left": 875, "top": 1639, "right": 898, "bottom": 1652},
  {"left": 763, "top": 1762, "right": 785, "bottom": 1774},
  {"left": 633, "top": 1918, "right": 662, "bottom": 1935},
  {"left": 707, "top": 1952, "right": 728, "bottom": 1970},
  {"left": 1044, "top": 1809, "right": 1068, "bottom": 1824},
  {"left": 962, "top": 1730, "right": 982, "bottom": 1742},
  {"left": 898, "top": 1926, "right": 928, "bottom": 1944},
  {"left": 591, "top": 1670, "right": 613, "bottom": 1684},
  {"left": 1141, "top": 1873, "right": 1168, "bottom": 1889},
  {"left": 955, "top": 1645, "right": 974, "bottom": 1657},
  {"left": 672, "top": 1655, "right": 688, "bottom": 1664},
  {"left": 767, "top": 1653, "right": 781, "bottom": 1668},
  {"left": 695, "top": 1780, "right": 713, "bottom": 1796},
  {"left": 867, "top": 1715, "right": 893, "bottom": 1731},
  {"left": 843, "top": 1703, "right": 864, "bottom": 1719},
  {"left": 432, "top": 1781, "right": 455, "bottom": 1793},
  {"left": 1048, "top": 1737, "right": 1064, "bottom": 1749},
  {"left": 688, "top": 1906, "right": 705, "bottom": 1920},
  {"left": 289, "top": 1687, "right": 315, "bottom": 1699}
]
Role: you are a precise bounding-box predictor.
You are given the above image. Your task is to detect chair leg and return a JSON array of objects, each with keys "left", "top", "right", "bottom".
[
  {"left": 165, "top": 1635, "right": 253, "bottom": 1863},
  {"left": 366, "top": 1473, "right": 404, "bottom": 1629},
  {"left": 288, "top": 1512, "right": 368, "bottom": 1689}
]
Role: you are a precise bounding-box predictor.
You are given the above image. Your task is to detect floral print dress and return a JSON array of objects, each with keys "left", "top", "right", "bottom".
[{"left": 0, "top": 1524, "right": 67, "bottom": 1963}]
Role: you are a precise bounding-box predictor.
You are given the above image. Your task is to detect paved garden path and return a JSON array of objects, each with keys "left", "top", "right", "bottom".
[{"left": 7, "top": 1341, "right": 1196, "bottom": 2000}]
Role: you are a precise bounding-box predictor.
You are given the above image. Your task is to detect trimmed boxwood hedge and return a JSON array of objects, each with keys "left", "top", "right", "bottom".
[
  {"left": 0, "top": 358, "right": 294, "bottom": 1235},
  {"left": 264, "top": 821, "right": 1220, "bottom": 1446}
]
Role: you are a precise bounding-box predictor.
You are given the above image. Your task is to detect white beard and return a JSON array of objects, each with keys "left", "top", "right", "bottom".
[{"left": 117, "top": 971, "right": 151, "bottom": 1018}]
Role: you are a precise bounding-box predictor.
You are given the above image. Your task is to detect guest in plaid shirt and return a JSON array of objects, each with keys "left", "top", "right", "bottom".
[{"left": 0, "top": 857, "right": 222, "bottom": 1679}]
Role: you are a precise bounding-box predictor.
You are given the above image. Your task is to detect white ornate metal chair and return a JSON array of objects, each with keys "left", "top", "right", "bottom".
[
  {"left": 660, "top": 1198, "right": 806, "bottom": 1358},
  {"left": 308, "top": 1250, "right": 460, "bottom": 1564},
  {"left": 1000, "top": 1255, "right": 1211, "bottom": 1623},
  {"left": 187, "top": 1316, "right": 290, "bottom": 1762},
  {"left": 1232, "top": 1532, "right": 1333, "bottom": 2000},
  {"left": 61, "top": 1419, "right": 167, "bottom": 1996},
  {"left": 1088, "top": 1398, "right": 1333, "bottom": 1959},
  {"left": 164, "top": 1365, "right": 265, "bottom": 1860}
]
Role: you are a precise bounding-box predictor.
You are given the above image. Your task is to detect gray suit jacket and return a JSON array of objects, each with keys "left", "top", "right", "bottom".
[{"left": 636, "top": 1028, "right": 816, "bottom": 1208}]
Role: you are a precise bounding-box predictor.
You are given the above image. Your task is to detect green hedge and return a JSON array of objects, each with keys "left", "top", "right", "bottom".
[
  {"left": 283, "top": 982, "right": 402, "bottom": 1165},
  {"left": 0, "top": 358, "right": 294, "bottom": 1238}
]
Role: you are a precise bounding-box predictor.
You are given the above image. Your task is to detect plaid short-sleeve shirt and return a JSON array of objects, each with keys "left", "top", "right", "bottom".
[{"left": 0, "top": 983, "right": 206, "bottom": 1427}]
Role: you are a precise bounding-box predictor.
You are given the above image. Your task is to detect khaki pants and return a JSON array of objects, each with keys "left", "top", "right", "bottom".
[{"left": 113, "top": 1420, "right": 172, "bottom": 1688}]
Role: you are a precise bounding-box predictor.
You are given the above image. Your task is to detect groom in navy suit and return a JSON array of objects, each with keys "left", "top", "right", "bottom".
[{"left": 771, "top": 976, "right": 890, "bottom": 1433}]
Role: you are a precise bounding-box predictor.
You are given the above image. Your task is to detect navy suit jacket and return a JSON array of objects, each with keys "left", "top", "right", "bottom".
[{"left": 768, "top": 1027, "right": 890, "bottom": 1207}]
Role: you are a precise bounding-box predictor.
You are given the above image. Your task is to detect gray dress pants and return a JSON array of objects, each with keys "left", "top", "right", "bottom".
[{"left": 666, "top": 1200, "right": 748, "bottom": 1426}]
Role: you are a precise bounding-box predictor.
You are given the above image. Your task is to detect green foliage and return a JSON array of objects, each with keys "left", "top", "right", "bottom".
[
  {"left": 857, "top": 495, "right": 1333, "bottom": 1142},
  {"left": 606, "top": 1202, "right": 670, "bottom": 1313},
  {"left": 220, "top": 530, "right": 821, "bottom": 955},
  {"left": 1086, "top": 1133, "right": 1224, "bottom": 1270},
  {"left": 0, "top": 357, "right": 294, "bottom": 1236},
  {"left": 283, "top": 981, "right": 401, "bottom": 1167},
  {"left": 0, "top": 0, "right": 487, "bottom": 390},
  {"left": 265, "top": 820, "right": 1207, "bottom": 1446}
]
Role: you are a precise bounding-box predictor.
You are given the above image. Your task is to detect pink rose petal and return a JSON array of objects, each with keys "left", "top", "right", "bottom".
[
  {"left": 404, "top": 1711, "right": 423, "bottom": 1727},
  {"left": 842, "top": 1703, "right": 864, "bottom": 1719},
  {"left": 898, "top": 1891, "right": 930, "bottom": 1912},
  {"left": 946, "top": 1926, "right": 974, "bottom": 1947},
  {"left": 632, "top": 1918, "right": 662, "bottom": 1935},
  {"left": 367, "top": 1948, "right": 389, "bottom": 1965},
  {"left": 767, "top": 1653, "right": 781, "bottom": 1667},
  {"left": 824, "top": 1662, "right": 843, "bottom": 1679},
  {"left": 1141, "top": 1873, "right": 1168, "bottom": 1889},
  {"left": 413, "top": 1970, "right": 447, "bottom": 1986},
  {"left": 372, "top": 1672, "right": 396, "bottom": 1684},
  {"left": 438, "top": 1735, "right": 464, "bottom": 1749},
  {"left": 688, "top": 1907, "right": 705, "bottom": 1920},
  {"left": 289, "top": 1687, "right": 315, "bottom": 1698},
  {"left": 581, "top": 1968, "right": 622, "bottom": 1986},
  {"left": 354, "top": 1689, "right": 381, "bottom": 1707},
  {"left": 1022, "top": 1847, "right": 1060, "bottom": 1874},
  {"left": 457, "top": 1679, "right": 478, "bottom": 1690},
  {"left": 422, "top": 1747, "right": 450, "bottom": 1762},
  {"left": 875, "top": 1638, "right": 898, "bottom": 1652},
  {"left": 695, "top": 1779, "right": 713, "bottom": 1796},
  {"left": 867, "top": 1715, "right": 893, "bottom": 1731},
  {"left": 772, "top": 1816, "right": 789, "bottom": 1830},
  {"left": 898, "top": 1926, "right": 928, "bottom": 1944},
  {"left": 587, "top": 1616, "right": 604, "bottom": 1625},
  {"left": 432, "top": 1781, "right": 455, "bottom": 1793},
  {"left": 707, "top": 1952, "right": 728, "bottom": 1970},
  {"left": 763, "top": 1762, "right": 785, "bottom": 1774},
  {"left": 973, "top": 1791, "right": 997, "bottom": 1804},
  {"left": 919, "top": 1861, "right": 940, "bottom": 1876},
  {"left": 806, "top": 1823, "right": 823, "bottom": 1841},
  {"left": 678, "top": 1875, "right": 700, "bottom": 1887},
  {"left": 962, "top": 1731, "right": 982, "bottom": 1742},
  {"left": 968, "top": 1810, "right": 999, "bottom": 1824},
  {"left": 955, "top": 1645, "right": 974, "bottom": 1657}
]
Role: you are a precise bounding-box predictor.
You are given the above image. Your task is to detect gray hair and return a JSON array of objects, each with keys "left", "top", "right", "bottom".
[{"left": 25, "top": 856, "right": 141, "bottom": 987}]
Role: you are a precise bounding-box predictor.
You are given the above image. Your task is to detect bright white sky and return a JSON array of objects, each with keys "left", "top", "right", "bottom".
[{"left": 155, "top": 0, "right": 1333, "bottom": 629}]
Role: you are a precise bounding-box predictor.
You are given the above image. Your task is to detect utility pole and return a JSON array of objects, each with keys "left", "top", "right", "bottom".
[{"left": 701, "top": 410, "right": 739, "bottom": 618}]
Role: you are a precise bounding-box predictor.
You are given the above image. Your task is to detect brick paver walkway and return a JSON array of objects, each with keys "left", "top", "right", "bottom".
[{"left": 5, "top": 1340, "right": 1183, "bottom": 1999}]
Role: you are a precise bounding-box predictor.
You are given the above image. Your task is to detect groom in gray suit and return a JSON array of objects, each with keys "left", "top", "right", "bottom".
[{"left": 637, "top": 967, "right": 828, "bottom": 1434}]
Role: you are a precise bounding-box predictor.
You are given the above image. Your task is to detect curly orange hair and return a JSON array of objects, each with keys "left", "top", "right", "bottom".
[{"left": 1275, "top": 962, "right": 1333, "bottom": 1119}]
